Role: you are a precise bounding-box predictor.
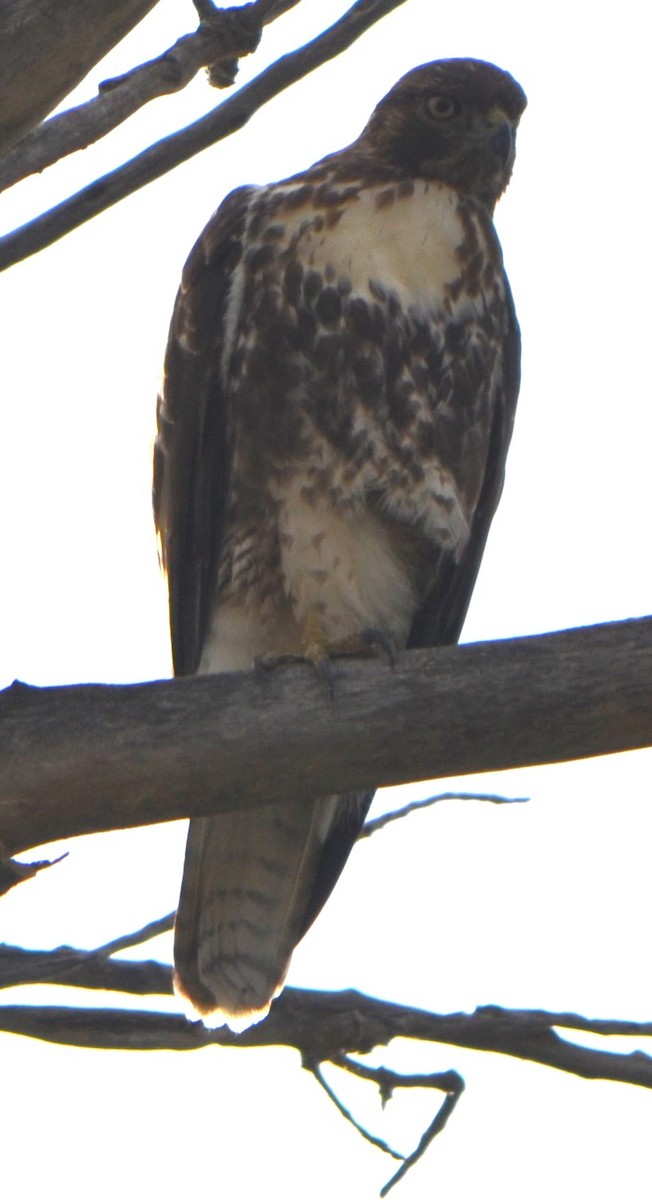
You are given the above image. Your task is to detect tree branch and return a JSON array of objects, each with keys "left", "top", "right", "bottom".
[
  {"left": 306, "top": 1059, "right": 406, "bottom": 1161},
  {"left": 0, "top": 843, "right": 67, "bottom": 896},
  {"left": 1, "top": 990, "right": 651, "bottom": 1092},
  {"left": 0, "top": 0, "right": 161, "bottom": 156},
  {"left": 0, "top": 944, "right": 172, "bottom": 995},
  {"left": 312, "top": 1054, "right": 465, "bottom": 1196},
  {"left": 359, "top": 790, "right": 529, "bottom": 839},
  {"left": 0, "top": 914, "right": 174, "bottom": 991},
  {"left": 1, "top": 618, "right": 650, "bottom": 856},
  {"left": 0, "top": 0, "right": 301, "bottom": 193},
  {"left": 0, "top": 0, "right": 408, "bottom": 271}
]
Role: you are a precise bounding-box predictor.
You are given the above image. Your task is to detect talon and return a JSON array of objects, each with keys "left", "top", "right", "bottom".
[
  {"left": 254, "top": 648, "right": 337, "bottom": 699},
  {"left": 300, "top": 640, "right": 337, "bottom": 699},
  {"left": 312, "top": 654, "right": 337, "bottom": 700},
  {"left": 322, "top": 628, "right": 397, "bottom": 664},
  {"left": 359, "top": 627, "right": 397, "bottom": 666}
]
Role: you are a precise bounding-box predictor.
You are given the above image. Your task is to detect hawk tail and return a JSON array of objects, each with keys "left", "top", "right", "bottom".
[{"left": 173, "top": 791, "right": 372, "bottom": 1031}]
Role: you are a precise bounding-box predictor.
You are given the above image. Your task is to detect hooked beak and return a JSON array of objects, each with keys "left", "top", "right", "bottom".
[{"left": 487, "top": 106, "right": 515, "bottom": 167}]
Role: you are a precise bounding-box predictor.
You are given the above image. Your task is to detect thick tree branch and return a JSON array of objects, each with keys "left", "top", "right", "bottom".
[
  {"left": 0, "top": 0, "right": 301, "bottom": 193},
  {"left": 0, "top": 0, "right": 161, "bottom": 156},
  {"left": 1, "top": 619, "right": 650, "bottom": 856},
  {"left": 0, "top": 0, "right": 408, "bottom": 271}
]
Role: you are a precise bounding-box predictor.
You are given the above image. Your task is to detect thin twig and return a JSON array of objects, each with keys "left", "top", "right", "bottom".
[
  {"left": 305, "top": 1059, "right": 404, "bottom": 1161},
  {"left": 0, "top": 843, "right": 68, "bottom": 896},
  {"left": 381, "top": 1087, "right": 464, "bottom": 1197},
  {"left": 0, "top": 0, "right": 408, "bottom": 270},
  {"left": 360, "top": 791, "right": 529, "bottom": 838},
  {"left": 327, "top": 1054, "right": 465, "bottom": 1194},
  {"left": 330, "top": 1053, "right": 462, "bottom": 1101},
  {"left": 88, "top": 911, "right": 175, "bottom": 958}
]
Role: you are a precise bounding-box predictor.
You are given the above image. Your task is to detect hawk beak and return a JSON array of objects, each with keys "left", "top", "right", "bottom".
[{"left": 487, "top": 106, "right": 515, "bottom": 166}]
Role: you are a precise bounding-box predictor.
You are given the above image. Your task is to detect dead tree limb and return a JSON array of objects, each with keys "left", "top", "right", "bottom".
[
  {"left": 1, "top": 618, "right": 650, "bottom": 856},
  {"left": 0, "top": 0, "right": 161, "bottom": 156},
  {"left": 1, "top": 988, "right": 651, "bottom": 1091},
  {"left": 0, "top": 0, "right": 301, "bottom": 192},
  {"left": 0, "top": 0, "right": 408, "bottom": 271}
]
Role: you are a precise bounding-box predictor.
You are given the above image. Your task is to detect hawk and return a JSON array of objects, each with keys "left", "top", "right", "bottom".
[{"left": 154, "top": 58, "right": 526, "bottom": 1030}]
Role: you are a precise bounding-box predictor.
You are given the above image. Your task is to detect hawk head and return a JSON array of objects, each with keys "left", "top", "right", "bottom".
[{"left": 360, "top": 58, "right": 527, "bottom": 209}]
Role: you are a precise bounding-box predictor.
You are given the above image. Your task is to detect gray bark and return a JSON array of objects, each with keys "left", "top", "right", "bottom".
[
  {"left": 1, "top": 617, "right": 650, "bottom": 855},
  {"left": 0, "top": 0, "right": 161, "bottom": 156}
]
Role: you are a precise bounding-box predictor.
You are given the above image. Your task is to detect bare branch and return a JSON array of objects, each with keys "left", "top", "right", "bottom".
[
  {"left": 306, "top": 1059, "right": 405, "bottom": 1161},
  {"left": 320, "top": 1054, "right": 465, "bottom": 1195},
  {"left": 380, "top": 1084, "right": 463, "bottom": 1197},
  {"left": 330, "top": 1053, "right": 464, "bottom": 1101},
  {"left": 1, "top": 618, "right": 650, "bottom": 856},
  {"left": 0, "top": 0, "right": 409, "bottom": 271},
  {"left": 360, "top": 790, "right": 529, "bottom": 838},
  {"left": 0, "top": 914, "right": 174, "bottom": 991},
  {"left": 0, "top": 0, "right": 302, "bottom": 192},
  {"left": 1, "top": 990, "right": 652, "bottom": 1093},
  {"left": 88, "top": 911, "right": 175, "bottom": 958},
  {"left": 0, "top": 0, "right": 160, "bottom": 156},
  {"left": 0, "top": 843, "right": 67, "bottom": 896},
  {"left": 0, "top": 943, "right": 172, "bottom": 994}
]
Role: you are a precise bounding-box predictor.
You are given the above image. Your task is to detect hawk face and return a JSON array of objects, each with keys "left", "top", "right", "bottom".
[{"left": 363, "top": 58, "right": 527, "bottom": 209}]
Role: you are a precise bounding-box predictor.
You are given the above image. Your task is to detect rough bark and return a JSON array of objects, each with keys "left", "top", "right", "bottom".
[
  {"left": 0, "top": 0, "right": 161, "bottom": 156},
  {"left": 0, "top": 0, "right": 301, "bottom": 192},
  {"left": 1, "top": 618, "right": 651, "bottom": 855},
  {"left": 0, "top": 0, "right": 409, "bottom": 270}
]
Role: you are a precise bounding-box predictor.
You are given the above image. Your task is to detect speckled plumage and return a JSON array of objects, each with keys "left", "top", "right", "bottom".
[{"left": 154, "top": 58, "right": 526, "bottom": 1029}]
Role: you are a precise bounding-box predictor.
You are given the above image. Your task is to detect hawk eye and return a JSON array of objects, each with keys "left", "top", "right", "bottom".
[{"left": 426, "top": 94, "right": 457, "bottom": 120}]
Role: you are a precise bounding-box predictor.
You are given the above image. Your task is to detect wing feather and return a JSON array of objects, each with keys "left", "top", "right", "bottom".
[
  {"left": 408, "top": 279, "right": 520, "bottom": 648},
  {"left": 153, "top": 186, "right": 255, "bottom": 675}
]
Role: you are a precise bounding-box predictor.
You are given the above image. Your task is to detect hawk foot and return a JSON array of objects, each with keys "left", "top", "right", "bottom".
[
  {"left": 328, "top": 627, "right": 397, "bottom": 666},
  {"left": 253, "top": 629, "right": 395, "bottom": 698},
  {"left": 254, "top": 648, "right": 337, "bottom": 699},
  {"left": 254, "top": 651, "right": 307, "bottom": 676}
]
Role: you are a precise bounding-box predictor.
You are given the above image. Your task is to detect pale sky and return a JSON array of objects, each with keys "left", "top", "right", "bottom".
[{"left": 1, "top": 2, "right": 651, "bottom": 1197}]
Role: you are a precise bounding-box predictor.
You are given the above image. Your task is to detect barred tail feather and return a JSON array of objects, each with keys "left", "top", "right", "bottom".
[{"left": 173, "top": 790, "right": 372, "bottom": 1032}]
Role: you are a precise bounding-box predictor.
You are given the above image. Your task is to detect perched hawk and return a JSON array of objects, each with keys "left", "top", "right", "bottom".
[{"left": 154, "top": 58, "right": 526, "bottom": 1029}]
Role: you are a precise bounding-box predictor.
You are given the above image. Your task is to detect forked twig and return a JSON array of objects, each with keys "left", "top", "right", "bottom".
[
  {"left": 305, "top": 1058, "right": 404, "bottom": 1161},
  {"left": 309, "top": 1051, "right": 465, "bottom": 1195}
]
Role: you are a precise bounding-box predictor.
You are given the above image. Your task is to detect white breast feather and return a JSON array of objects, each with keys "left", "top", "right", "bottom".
[{"left": 286, "top": 181, "right": 464, "bottom": 310}]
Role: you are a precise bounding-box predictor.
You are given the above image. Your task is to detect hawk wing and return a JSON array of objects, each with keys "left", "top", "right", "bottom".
[
  {"left": 408, "top": 279, "right": 520, "bottom": 648},
  {"left": 154, "top": 186, "right": 255, "bottom": 677}
]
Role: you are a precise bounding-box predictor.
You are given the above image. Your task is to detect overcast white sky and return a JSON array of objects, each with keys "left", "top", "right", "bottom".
[{"left": 1, "top": 1, "right": 651, "bottom": 1197}]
